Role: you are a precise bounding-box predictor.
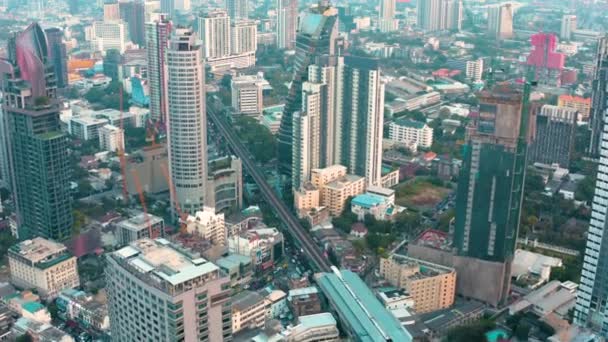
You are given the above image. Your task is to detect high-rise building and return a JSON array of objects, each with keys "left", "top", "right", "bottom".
[
  {"left": 104, "top": 2, "right": 121, "bottom": 21},
  {"left": 106, "top": 239, "right": 233, "bottom": 341},
  {"left": 88, "top": 20, "right": 129, "bottom": 53},
  {"left": 378, "top": 0, "right": 396, "bottom": 33},
  {"left": 99, "top": 124, "right": 125, "bottom": 152},
  {"left": 276, "top": 0, "right": 298, "bottom": 49},
  {"left": 164, "top": 29, "right": 208, "bottom": 216},
  {"left": 231, "top": 19, "right": 257, "bottom": 55},
  {"left": 185, "top": 207, "right": 227, "bottom": 246},
  {"left": 528, "top": 105, "right": 577, "bottom": 168},
  {"left": 160, "top": 0, "right": 175, "bottom": 18},
  {"left": 198, "top": 10, "right": 232, "bottom": 59},
  {"left": 561, "top": 14, "right": 577, "bottom": 41},
  {"left": 231, "top": 73, "right": 265, "bottom": 116},
  {"left": 526, "top": 33, "right": 566, "bottom": 87},
  {"left": 146, "top": 13, "right": 172, "bottom": 122},
  {"left": 278, "top": 4, "right": 339, "bottom": 178},
  {"left": 588, "top": 36, "right": 608, "bottom": 158},
  {"left": 417, "top": 0, "right": 462, "bottom": 32},
  {"left": 115, "top": 212, "right": 165, "bottom": 246},
  {"left": 487, "top": 3, "right": 513, "bottom": 40},
  {"left": 338, "top": 56, "right": 385, "bottom": 187},
  {"left": 44, "top": 28, "right": 68, "bottom": 89},
  {"left": 226, "top": 0, "right": 248, "bottom": 21},
  {"left": 454, "top": 84, "right": 532, "bottom": 303},
  {"left": 465, "top": 58, "right": 484, "bottom": 82},
  {"left": 576, "top": 38, "right": 608, "bottom": 333},
  {"left": 1, "top": 23, "right": 73, "bottom": 240},
  {"left": 119, "top": 0, "right": 146, "bottom": 46}
]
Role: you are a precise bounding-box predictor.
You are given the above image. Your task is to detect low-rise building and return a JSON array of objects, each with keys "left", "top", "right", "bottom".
[
  {"left": 98, "top": 124, "right": 124, "bottom": 152},
  {"left": 323, "top": 175, "right": 366, "bottom": 216},
  {"left": 12, "top": 317, "right": 74, "bottom": 342},
  {"left": 287, "top": 287, "right": 322, "bottom": 318},
  {"left": 228, "top": 228, "right": 284, "bottom": 270},
  {"left": 294, "top": 183, "right": 320, "bottom": 215},
  {"left": 379, "top": 254, "right": 456, "bottom": 313},
  {"left": 512, "top": 249, "right": 563, "bottom": 289},
  {"left": 186, "top": 207, "right": 227, "bottom": 246},
  {"left": 282, "top": 313, "right": 340, "bottom": 342},
  {"left": 351, "top": 193, "right": 401, "bottom": 221},
  {"left": 207, "top": 156, "right": 243, "bottom": 213},
  {"left": 557, "top": 94, "right": 591, "bottom": 122},
  {"left": 115, "top": 213, "right": 164, "bottom": 247},
  {"left": 377, "top": 288, "right": 415, "bottom": 311},
  {"left": 216, "top": 254, "right": 252, "bottom": 287},
  {"left": 508, "top": 280, "right": 577, "bottom": 319},
  {"left": 262, "top": 289, "right": 288, "bottom": 319},
  {"left": 69, "top": 116, "right": 109, "bottom": 141},
  {"left": 8, "top": 238, "right": 80, "bottom": 298},
  {"left": 389, "top": 118, "right": 433, "bottom": 149},
  {"left": 56, "top": 289, "right": 109, "bottom": 331},
  {"left": 231, "top": 290, "right": 266, "bottom": 333}
]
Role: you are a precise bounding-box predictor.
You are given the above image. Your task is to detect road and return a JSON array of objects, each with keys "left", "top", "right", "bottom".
[{"left": 207, "top": 99, "right": 333, "bottom": 273}]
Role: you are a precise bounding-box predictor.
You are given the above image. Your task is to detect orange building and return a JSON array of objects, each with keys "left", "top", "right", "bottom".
[{"left": 558, "top": 95, "right": 591, "bottom": 122}]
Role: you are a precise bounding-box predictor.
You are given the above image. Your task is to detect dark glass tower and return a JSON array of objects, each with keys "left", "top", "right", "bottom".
[
  {"left": 277, "top": 4, "right": 339, "bottom": 180},
  {"left": 44, "top": 28, "right": 68, "bottom": 89},
  {"left": 588, "top": 36, "right": 608, "bottom": 158},
  {"left": 119, "top": 0, "right": 146, "bottom": 46},
  {"left": 1, "top": 23, "right": 73, "bottom": 240}
]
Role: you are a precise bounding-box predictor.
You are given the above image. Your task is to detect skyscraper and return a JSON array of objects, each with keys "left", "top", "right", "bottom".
[
  {"left": 44, "top": 28, "right": 68, "bottom": 89},
  {"left": 378, "top": 0, "right": 396, "bottom": 33},
  {"left": 146, "top": 13, "right": 172, "bottom": 122},
  {"left": 561, "top": 14, "right": 577, "bottom": 41},
  {"left": 588, "top": 36, "right": 608, "bottom": 158},
  {"left": 576, "top": 38, "right": 608, "bottom": 333},
  {"left": 198, "top": 9, "right": 232, "bottom": 59},
  {"left": 276, "top": 0, "right": 298, "bottom": 49},
  {"left": 164, "top": 29, "right": 208, "bottom": 216},
  {"left": 119, "top": 0, "right": 146, "bottom": 46},
  {"left": 278, "top": 4, "right": 339, "bottom": 179},
  {"left": 226, "top": 0, "right": 248, "bottom": 20},
  {"left": 338, "top": 56, "right": 385, "bottom": 187},
  {"left": 160, "top": 0, "right": 174, "bottom": 18},
  {"left": 528, "top": 105, "right": 577, "bottom": 168},
  {"left": 487, "top": 3, "right": 513, "bottom": 40},
  {"left": 231, "top": 19, "right": 257, "bottom": 55},
  {"left": 454, "top": 84, "right": 532, "bottom": 303},
  {"left": 1, "top": 23, "right": 73, "bottom": 240},
  {"left": 106, "top": 238, "right": 233, "bottom": 341},
  {"left": 417, "top": 0, "right": 462, "bottom": 32}
]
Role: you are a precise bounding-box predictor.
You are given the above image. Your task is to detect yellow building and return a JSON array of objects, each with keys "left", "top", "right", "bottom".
[
  {"left": 323, "top": 175, "right": 366, "bottom": 216},
  {"left": 294, "top": 182, "right": 320, "bottom": 215},
  {"left": 232, "top": 290, "right": 266, "bottom": 333},
  {"left": 558, "top": 95, "right": 591, "bottom": 121},
  {"left": 379, "top": 254, "right": 456, "bottom": 314},
  {"left": 311, "top": 165, "right": 348, "bottom": 190},
  {"left": 8, "top": 238, "right": 80, "bottom": 298}
]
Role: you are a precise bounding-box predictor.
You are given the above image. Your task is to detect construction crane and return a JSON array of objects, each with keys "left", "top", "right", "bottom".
[{"left": 117, "top": 85, "right": 129, "bottom": 204}]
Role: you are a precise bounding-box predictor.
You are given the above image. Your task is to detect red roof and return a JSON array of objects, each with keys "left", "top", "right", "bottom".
[{"left": 559, "top": 94, "right": 591, "bottom": 104}]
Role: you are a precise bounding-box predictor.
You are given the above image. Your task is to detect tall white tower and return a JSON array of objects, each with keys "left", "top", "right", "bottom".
[
  {"left": 164, "top": 29, "right": 208, "bottom": 216},
  {"left": 198, "top": 9, "right": 232, "bottom": 59},
  {"left": 378, "top": 0, "right": 396, "bottom": 33},
  {"left": 277, "top": 0, "right": 298, "bottom": 49}
]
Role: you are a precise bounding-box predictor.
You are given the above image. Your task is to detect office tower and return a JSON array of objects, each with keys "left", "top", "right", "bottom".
[
  {"left": 119, "top": 0, "right": 146, "bottom": 46},
  {"left": 338, "top": 56, "right": 385, "bottom": 187},
  {"left": 146, "top": 13, "right": 172, "bottom": 122},
  {"left": 417, "top": 0, "right": 462, "bottom": 32},
  {"left": 276, "top": 0, "right": 298, "bottom": 49},
  {"left": 528, "top": 105, "right": 577, "bottom": 168},
  {"left": 89, "top": 20, "right": 129, "bottom": 53},
  {"left": 1, "top": 23, "right": 73, "bottom": 240},
  {"left": 44, "top": 28, "right": 68, "bottom": 89},
  {"left": 577, "top": 41, "right": 608, "bottom": 332},
  {"left": 226, "top": 0, "right": 248, "bottom": 20},
  {"left": 198, "top": 10, "right": 232, "bottom": 59},
  {"left": 104, "top": 2, "right": 121, "bottom": 21},
  {"left": 278, "top": 4, "right": 339, "bottom": 178},
  {"left": 164, "top": 29, "right": 208, "bottom": 216},
  {"left": 106, "top": 239, "right": 232, "bottom": 341},
  {"left": 103, "top": 49, "right": 122, "bottom": 80},
  {"left": 454, "top": 84, "right": 532, "bottom": 304},
  {"left": 526, "top": 33, "right": 566, "bottom": 87},
  {"left": 588, "top": 36, "right": 608, "bottom": 158},
  {"left": 231, "top": 19, "right": 257, "bottom": 55},
  {"left": 465, "top": 58, "right": 484, "bottom": 82},
  {"left": 378, "top": 0, "right": 396, "bottom": 33},
  {"left": 487, "top": 3, "right": 513, "bottom": 40},
  {"left": 561, "top": 14, "right": 577, "bottom": 41}
]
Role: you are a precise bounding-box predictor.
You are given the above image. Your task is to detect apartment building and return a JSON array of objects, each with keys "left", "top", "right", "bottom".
[{"left": 231, "top": 290, "right": 266, "bottom": 333}]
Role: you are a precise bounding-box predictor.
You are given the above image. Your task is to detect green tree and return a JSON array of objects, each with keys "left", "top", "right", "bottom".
[
  {"left": 446, "top": 319, "right": 495, "bottom": 342},
  {"left": 515, "top": 322, "right": 531, "bottom": 341},
  {"left": 16, "top": 335, "right": 33, "bottom": 342}
]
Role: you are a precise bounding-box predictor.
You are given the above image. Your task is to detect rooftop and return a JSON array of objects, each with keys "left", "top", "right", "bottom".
[
  {"left": 352, "top": 193, "right": 386, "bottom": 209},
  {"left": 70, "top": 115, "right": 108, "bottom": 126},
  {"left": 393, "top": 118, "right": 427, "bottom": 129},
  {"left": 512, "top": 249, "right": 562, "bottom": 278},
  {"left": 325, "top": 174, "right": 365, "bottom": 190},
  {"left": 232, "top": 290, "right": 264, "bottom": 311},
  {"left": 414, "top": 229, "right": 452, "bottom": 251},
  {"left": 216, "top": 254, "right": 251, "bottom": 270},
  {"left": 292, "top": 313, "right": 337, "bottom": 333},
  {"left": 316, "top": 269, "right": 412, "bottom": 342},
  {"left": 386, "top": 254, "right": 454, "bottom": 279},
  {"left": 118, "top": 213, "right": 163, "bottom": 231},
  {"left": 288, "top": 286, "right": 319, "bottom": 300},
  {"left": 22, "top": 301, "right": 45, "bottom": 314},
  {"left": 110, "top": 238, "right": 220, "bottom": 289},
  {"left": 9, "top": 238, "right": 70, "bottom": 264}
]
